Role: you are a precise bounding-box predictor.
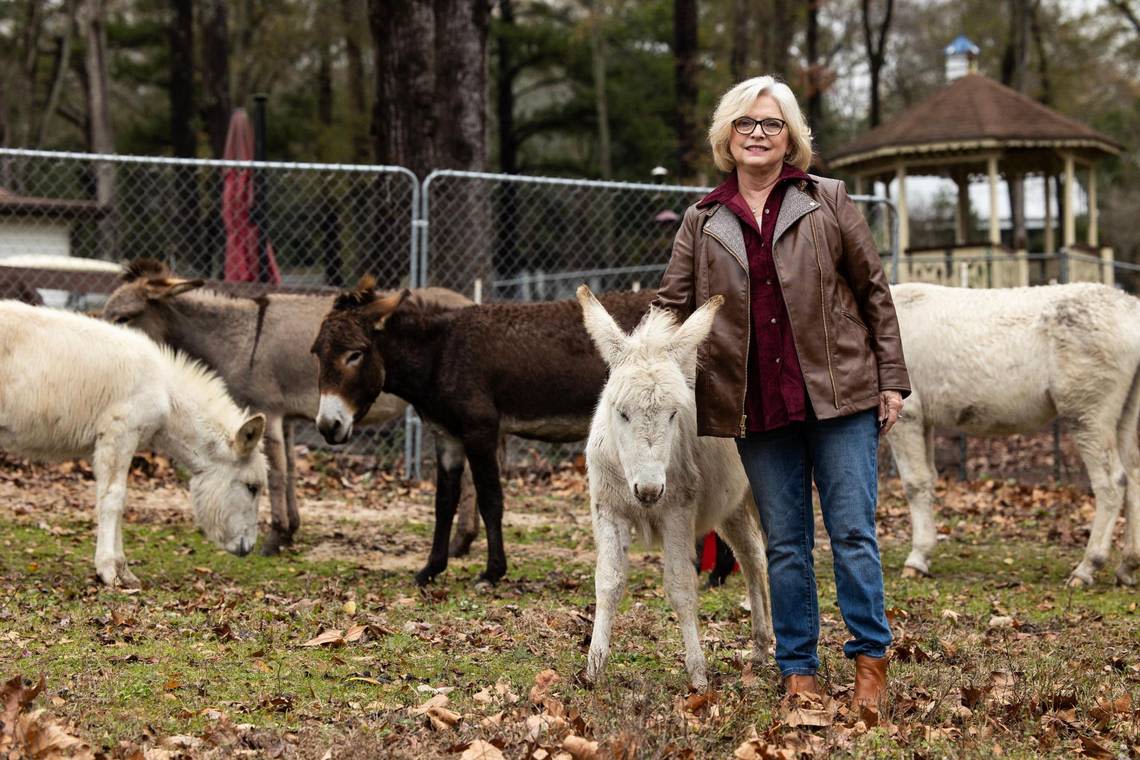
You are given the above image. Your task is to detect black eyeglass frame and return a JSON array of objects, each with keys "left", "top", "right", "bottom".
[{"left": 732, "top": 117, "right": 787, "bottom": 137}]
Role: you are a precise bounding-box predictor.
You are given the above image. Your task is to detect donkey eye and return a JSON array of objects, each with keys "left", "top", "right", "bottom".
[
  {"left": 114, "top": 315, "right": 132, "bottom": 325},
  {"left": 619, "top": 410, "right": 630, "bottom": 423},
  {"left": 345, "top": 350, "right": 363, "bottom": 366},
  {"left": 246, "top": 483, "right": 259, "bottom": 497},
  {"left": 669, "top": 410, "right": 677, "bottom": 422}
]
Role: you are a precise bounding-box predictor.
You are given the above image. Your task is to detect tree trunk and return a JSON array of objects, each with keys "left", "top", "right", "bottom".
[
  {"left": 200, "top": 0, "right": 231, "bottom": 158},
  {"left": 730, "top": 0, "right": 750, "bottom": 81},
  {"left": 496, "top": 0, "right": 517, "bottom": 174},
  {"left": 1030, "top": 0, "right": 1052, "bottom": 105},
  {"left": 769, "top": 0, "right": 791, "bottom": 79},
  {"left": 434, "top": 0, "right": 489, "bottom": 172},
  {"left": 370, "top": 0, "right": 437, "bottom": 176},
  {"left": 1001, "top": 0, "right": 1030, "bottom": 249},
  {"left": 34, "top": 2, "right": 75, "bottom": 148},
  {"left": 861, "top": 0, "right": 893, "bottom": 128},
  {"left": 170, "top": 0, "right": 196, "bottom": 157},
  {"left": 805, "top": 0, "right": 822, "bottom": 133},
  {"left": 78, "top": 0, "right": 116, "bottom": 260},
  {"left": 341, "top": 0, "right": 369, "bottom": 163},
  {"left": 674, "top": 0, "right": 698, "bottom": 181},
  {"left": 586, "top": 1, "right": 612, "bottom": 180}
]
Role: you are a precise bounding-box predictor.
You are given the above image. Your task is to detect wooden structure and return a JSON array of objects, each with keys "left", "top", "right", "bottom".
[{"left": 828, "top": 37, "right": 1123, "bottom": 287}]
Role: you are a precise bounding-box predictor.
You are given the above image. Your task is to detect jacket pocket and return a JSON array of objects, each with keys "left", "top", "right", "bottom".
[{"left": 840, "top": 309, "right": 870, "bottom": 334}]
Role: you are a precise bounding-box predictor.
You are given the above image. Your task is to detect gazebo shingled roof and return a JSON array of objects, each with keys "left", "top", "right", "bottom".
[{"left": 830, "top": 73, "right": 1123, "bottom": 170}]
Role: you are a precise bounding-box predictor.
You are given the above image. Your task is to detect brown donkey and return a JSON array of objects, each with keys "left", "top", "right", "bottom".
[
  {"left": 103, "top": 261, "right": 477, "bottom": 554},
  {"left": 311, "top": 280, "right": 655, "bottom": 585}
]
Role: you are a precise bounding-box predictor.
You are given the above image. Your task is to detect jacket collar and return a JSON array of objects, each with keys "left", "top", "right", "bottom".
[
  {"left": 700, "top": 166, "right": 821, "bottom": 269},
  {"left": 697, "top": 163, "right": 814, "bottom": 209}
]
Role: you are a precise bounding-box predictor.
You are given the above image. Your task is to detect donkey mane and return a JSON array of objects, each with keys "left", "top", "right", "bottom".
[
  {"left": 332, "top": 275, "right": 382, "bottom": 310},
  {"left": 158, "top": 345, "right": 252, "bottom": 435},
  {"left": 122, "top": 258, "right": 170, "bottom": 282}
]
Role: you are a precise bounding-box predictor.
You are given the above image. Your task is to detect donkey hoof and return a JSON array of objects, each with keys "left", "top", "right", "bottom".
[
  {"left": 260, "top": 533, "right": 284, "bottom": 557},
  {"left": 448, "top": 536, "right": 475, "bottom": 558},
  {"left": 901, "top": 565, "right": 929, "bottom": 579},
  {"left": 1114, "top": 565, "right": 1137, "bottom": 587},
  {"left": 476, "top": 569, "right": 504, "bottom": 585},
  {"left": 414, "top": 567, "right": 441, "bottom": 587},
  {"left": 1066, "top": 572, "right": 1093, "bottom": 589}
]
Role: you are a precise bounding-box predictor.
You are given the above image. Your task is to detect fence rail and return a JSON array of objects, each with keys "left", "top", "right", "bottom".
[{"left": 0, "top": 147, "right": 1129, "bottom": 481}]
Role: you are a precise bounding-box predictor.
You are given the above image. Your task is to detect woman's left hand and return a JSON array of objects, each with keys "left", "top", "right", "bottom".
[{"left": 878, "top": 390, "right": 903, "bottom": 434}]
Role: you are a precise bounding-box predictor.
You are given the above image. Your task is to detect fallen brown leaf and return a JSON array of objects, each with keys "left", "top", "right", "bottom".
[
  {"left": 301, "top": 629, "right": 345, "bottom": 648},
  {"left": 458, "top": 739, "right": 504, "bottom": 760},
  {"left": 562, "top": 734, "right": 600, "bottom": 760}
]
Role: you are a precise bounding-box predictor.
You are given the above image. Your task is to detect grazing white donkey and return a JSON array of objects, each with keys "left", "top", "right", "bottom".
[
  {"left": 0, "top": 301, "right": 268, "bottom": 587},
  {"left": 890, "top": 282, "right": 1140, "bottom": 587},
  {"left": 577, "top": 285, "right": 772, "bottom": 690}
]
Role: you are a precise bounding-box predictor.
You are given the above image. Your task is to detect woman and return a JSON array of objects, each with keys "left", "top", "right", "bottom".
[{"left": 654, "top": 76, "right": 909, "bottom": 709}]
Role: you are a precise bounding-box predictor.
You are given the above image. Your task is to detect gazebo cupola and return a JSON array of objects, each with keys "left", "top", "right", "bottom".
[{"left": 828, "top": 35, "right": 1123, "bottom": 286}]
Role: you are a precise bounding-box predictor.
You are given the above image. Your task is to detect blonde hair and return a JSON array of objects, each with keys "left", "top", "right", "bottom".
[{"left": 707, "top": 76, "right": 813, "bottom": 173}]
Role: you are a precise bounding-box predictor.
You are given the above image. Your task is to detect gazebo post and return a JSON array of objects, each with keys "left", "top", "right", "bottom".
[
  {"left": 853, "top": 174, "right": 864, "bottom": 196},
  {"left": 954, "top": 170, "right": 969, "bottom": 244},
  {"left": 1043, "top": 173, "right": 1054, "bottom": 254},
  {"left": 1087, "top": 164, "right": 1098, "bottom": 247},
  {"left": 987, "top": 156, "right": 1001, "bottom": 245},
  {"left": 1062, "top": 153, "right": 1076, "bottom": 249},
  {"left": 895, "top": 164, "right": 910, "bottom": 253}
]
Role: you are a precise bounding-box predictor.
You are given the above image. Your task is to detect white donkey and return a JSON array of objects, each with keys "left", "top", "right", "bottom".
[
  {"left": 0, "top": 301, "right": 268, "bottom": 587},
  {"left": 889, "top": 282, "right": 1140, "bottom": 587},
  {"left": 577, "top": 285, "right": 772, "bottom": 690}
]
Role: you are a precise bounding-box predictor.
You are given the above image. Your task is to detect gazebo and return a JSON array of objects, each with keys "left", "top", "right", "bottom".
[{"left": 828, "top": 36, "right": 1124, "bottom": 287}]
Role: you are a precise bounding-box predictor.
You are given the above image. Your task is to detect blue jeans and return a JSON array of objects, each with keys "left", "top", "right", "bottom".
[{"left": 736, "top": 409, "right": 891, "bottom": 677}]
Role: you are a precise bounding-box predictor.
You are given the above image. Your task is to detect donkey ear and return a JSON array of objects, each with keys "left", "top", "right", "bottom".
[
  {"left": 368, "top": 288, "right": 411, "bottom": 331},
  {"left": 668, "top": 294, "right": 724, "bottom": 376},
  {"left": 147, "top": 278, "right": 204, "bottom": 300},
  {"left": 577, "top": 284, "right": 628, "bottom": 366},
  {"left": 233, "top": 414, "right": 266, "bottom": 457}
]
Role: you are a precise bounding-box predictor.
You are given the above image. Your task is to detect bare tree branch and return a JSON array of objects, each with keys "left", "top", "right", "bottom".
[{"left": 1107, "top": 0, "right": 1140, "bottom": 35}]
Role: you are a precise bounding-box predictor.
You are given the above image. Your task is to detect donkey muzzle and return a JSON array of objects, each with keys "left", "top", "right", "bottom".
[
  {"left": 316, "top": 394, "right": 355, "bottom": 444},
  {"left": 633, "top": 481, "right": 665, "bottom": 505}
]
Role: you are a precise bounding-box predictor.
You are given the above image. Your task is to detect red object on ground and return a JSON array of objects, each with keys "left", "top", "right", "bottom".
[
  {"left": 223, "top": 108, "right": 281, "bottom": 284},
  {"left": 699, "top": 532, "right": 740, "bottom": 574}
]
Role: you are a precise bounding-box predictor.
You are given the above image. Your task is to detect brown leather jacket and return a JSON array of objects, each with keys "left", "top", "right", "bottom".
[{"left": 655, "top": 174, "right": 910, "bottom": 437}]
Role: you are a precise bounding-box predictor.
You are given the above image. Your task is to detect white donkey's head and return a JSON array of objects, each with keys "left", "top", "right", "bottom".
[
  {"left": 577, "top": 285, "right": 723, "bottom": 507},
  {"left": 188, "top": 413, "right": 267, "bottom": 556}
]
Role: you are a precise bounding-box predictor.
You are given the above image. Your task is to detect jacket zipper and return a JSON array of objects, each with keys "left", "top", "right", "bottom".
[
  {"left": 808, "top": 212, "right": 840, "bottom": 409},
  {"left": 701, "top": 221, "right": 749, "bottom": 435}
]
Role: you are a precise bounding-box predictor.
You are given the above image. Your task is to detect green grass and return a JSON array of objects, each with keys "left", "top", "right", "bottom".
[{"left": 1, "top": 478, "right": 1138, "bottom": 758}]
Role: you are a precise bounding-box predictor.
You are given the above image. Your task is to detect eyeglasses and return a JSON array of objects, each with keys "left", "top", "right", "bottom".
[{"left": 732, "top": 117, "right": 787, "bottom": 137}]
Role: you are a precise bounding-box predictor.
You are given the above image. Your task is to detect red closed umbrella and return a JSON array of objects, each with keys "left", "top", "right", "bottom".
[{"left": 223, "top": 109, "right": 280, "bottom": 283}]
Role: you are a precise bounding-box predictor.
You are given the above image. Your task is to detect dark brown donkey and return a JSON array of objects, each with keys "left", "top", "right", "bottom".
[{"left": 311, "top": 280, "right": 655, "bottom": 585}]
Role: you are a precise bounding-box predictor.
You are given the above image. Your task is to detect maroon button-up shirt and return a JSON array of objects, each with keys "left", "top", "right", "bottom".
[{"left": 697, "top": 164, "right": 815, "bottom": 432}]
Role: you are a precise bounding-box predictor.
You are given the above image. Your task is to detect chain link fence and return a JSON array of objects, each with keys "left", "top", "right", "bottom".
[
  {"left": 0, "top": 147, "right": 418, "bottom": 464},
  {"left": 13, "top": 148, "right": 1122, "bottom": 485}
]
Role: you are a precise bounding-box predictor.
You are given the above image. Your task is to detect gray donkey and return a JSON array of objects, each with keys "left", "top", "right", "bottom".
[{"left": 103, "top": 260, "right": 478, "bottom": 555}]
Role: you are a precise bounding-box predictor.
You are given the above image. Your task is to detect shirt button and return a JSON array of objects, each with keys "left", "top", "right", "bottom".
[
  {"left": 775, "top": 357, "right": 781, "bottom": 363},
  {"left": 766, "top": 279, "right": 772, "bottom": 285},
  {"left": 770, "top": 318, "right": 777, "bottom": 324},
  {"left": 764, "top": 208, "right": 770, "bottom": 214}
]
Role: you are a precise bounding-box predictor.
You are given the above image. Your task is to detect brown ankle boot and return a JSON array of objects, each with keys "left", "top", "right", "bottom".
[
  {"left": 783, "top": 674, "right": 821, "bottom": 698},
  {"left": 852, "top": 655, "right": 888, "bottom": 710}
]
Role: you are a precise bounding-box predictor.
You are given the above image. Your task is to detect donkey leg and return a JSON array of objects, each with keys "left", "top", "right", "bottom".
[
  {"left": 717, "top": 498, "right": 774, "bottom": 659},
  {"left": 662, "top": 512, "right": 707, "bottom": 690},
  {"left": 889, "top": 416, "right": 938, "bottom": 577},
  {"left": 1115, "top": 373, "right": 1140, "bottom": 586},
  {"left": 449, "top": 461, "right": 480, "bottom": 558},
  {"left": 415, "top": 432, "right": 465, "bottom": 586},
  {"left": 260, "top": 414, "right": 291, "bottom": 556},
  {"left": 284, "top": 419, "right": 301, "bottom": 539},
  {"left": 1069, "top": 419, "right": 1128, "bottom": 587},
  {"left": 585, "top": 508, "right": 631, "bottom": 684},
  {"left": 1116, "top": 440, "right": 1140, "bottom": 587},
  {"left": 93, "top": 424, "right": 141, "bottom": 588},
  {"left": 465, "top": 429, "right": 508, "bottom": 584}
]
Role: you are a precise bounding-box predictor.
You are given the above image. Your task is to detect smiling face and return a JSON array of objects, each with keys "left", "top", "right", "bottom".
[{"left": 727, "top": 93, "right": 789, "bottom": 177}]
